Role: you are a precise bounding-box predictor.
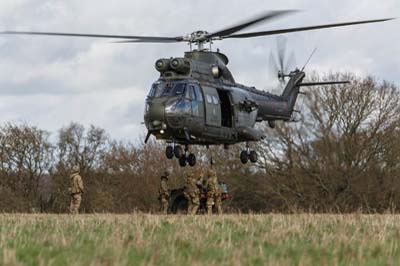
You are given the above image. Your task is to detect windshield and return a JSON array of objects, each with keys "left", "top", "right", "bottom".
[{"left": 149, "top": 82, "right": 186, "bottom": 98}]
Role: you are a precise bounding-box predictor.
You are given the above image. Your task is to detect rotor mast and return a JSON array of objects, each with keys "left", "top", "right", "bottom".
[{"left": 184, "top": 31, "right": 215, "bottom": 51}]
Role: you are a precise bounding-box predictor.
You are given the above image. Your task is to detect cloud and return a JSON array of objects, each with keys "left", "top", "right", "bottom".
[{"left": 0, "top": 0, "right": 398, "bottom": 140}]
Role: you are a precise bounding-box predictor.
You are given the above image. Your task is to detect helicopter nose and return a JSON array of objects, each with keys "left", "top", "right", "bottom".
[{"left": 147, "top": 98, "right": 165, "bottom": 121}]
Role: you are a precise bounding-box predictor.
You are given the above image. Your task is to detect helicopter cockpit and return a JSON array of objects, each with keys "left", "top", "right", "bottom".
[
  {"left": 146, "top": 81, "right": 193, "bottom": 117},
  {"left": 148, "top": 81, "right": 186, "bottom": 98}
]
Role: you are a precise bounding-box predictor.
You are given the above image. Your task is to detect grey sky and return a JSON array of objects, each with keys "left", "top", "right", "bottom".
[{"left": 0, "top": 0, "right": 398, "bottom": 140}]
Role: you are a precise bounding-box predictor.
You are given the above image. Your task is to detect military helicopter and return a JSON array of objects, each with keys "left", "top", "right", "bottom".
[{"left": 1, "top": 11, "right": 393, "bottom": 167}]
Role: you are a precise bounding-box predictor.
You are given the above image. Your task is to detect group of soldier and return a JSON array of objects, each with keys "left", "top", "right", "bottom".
[
  {"left": 66, "top": 160, "right": 222, "bottom": 215},
  {"left": 159, "top": 160, "right": 222, "bottom": 215}
]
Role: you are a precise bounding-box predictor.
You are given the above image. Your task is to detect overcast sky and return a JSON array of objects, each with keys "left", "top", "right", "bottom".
[{"left": 0, "top": 0, "right": 398, "bottom": 141}]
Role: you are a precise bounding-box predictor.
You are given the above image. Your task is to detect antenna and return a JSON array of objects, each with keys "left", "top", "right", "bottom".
[{"left": 301, "top": 48, "right": 317, "bottom": 71}]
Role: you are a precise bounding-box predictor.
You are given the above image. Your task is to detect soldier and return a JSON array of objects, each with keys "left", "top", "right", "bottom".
[
  {"left": 68, "top": 165, "right": 84, "bottom": 214},
  {"left": 206, "top": 160, "right": 222, "bottom": 215},
  {"left": 158, "top": 169, "right": 170, "bottom": 214},
  {"left": 184, "top": 170, "right": 201, "bottom": 215}
]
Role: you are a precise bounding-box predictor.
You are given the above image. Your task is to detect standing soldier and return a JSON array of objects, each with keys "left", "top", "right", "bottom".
[
  {"left": 68, "top": 165, "right": 84, "bottom": 214},
  {"left": 206, "top": 160, "right": 222, "bottom": 215},
  {"left": 184, "top": 170, "right": 201, "bottom": 215},
  {"left": 158, "top": 169, "right": 170, "bottom": 214}
]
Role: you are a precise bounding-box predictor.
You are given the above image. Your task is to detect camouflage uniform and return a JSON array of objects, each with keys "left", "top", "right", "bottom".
[
  {"left": 69, "top": 165, "right": 84, "bottom": 214},
  {"left": 184, "top": 170, "right": 201, "bottom": 215},
  {"left": 159, "top": 171, "right": 170, "bottom": 214},
  {"left": 206, "top": 167, "right": 222, "bottom": 215}
]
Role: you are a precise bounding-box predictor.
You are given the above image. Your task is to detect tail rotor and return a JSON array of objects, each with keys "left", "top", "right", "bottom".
[{"left": 268, "top": 36, "right": 297, "bottom": 87}]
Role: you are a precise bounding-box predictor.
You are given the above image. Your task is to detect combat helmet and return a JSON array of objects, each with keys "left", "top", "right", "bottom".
[{"left": 72, "top": 165, "right": 80, "bottom": 174}]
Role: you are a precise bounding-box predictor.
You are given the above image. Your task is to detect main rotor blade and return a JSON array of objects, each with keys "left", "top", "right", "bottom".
[
  {"left": 0, "top": 31, "right": 183, "bottom": 42},
  {"left": 227, "top": 18, "right": 395, "bottom": 39},
  {"left": 113, "top": 39, "right": 181, "bottom": 43},
  {"left": 207, "top": 10, "right": 298, "bottom": 39}
]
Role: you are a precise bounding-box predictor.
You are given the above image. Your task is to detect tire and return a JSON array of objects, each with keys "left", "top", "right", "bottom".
[
  {"left": 166, "top": 146, "right": 174, "bottom": 159},
  {"left": 249, "top": 151, "right": 258, "bottom": 163},
  {"left": 174, "top": 145, "right": 183, "bottom": 158},
  {"left": 240, "top": 150, "right": 248, "bottom": 164},
  {"left": 179, "top": 156, "right": 187, "bottom": 167},
  {"left": 187, "top": 154, "right": 196, "bottom": 167},
  {"left": 172, "top": 197, "right": 188, "bottom": 214}
]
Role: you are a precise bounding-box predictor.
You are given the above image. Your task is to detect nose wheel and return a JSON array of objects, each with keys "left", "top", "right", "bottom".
[
  {"left": 166, "top": 144, "right": 196, "bottom": 167},
  {"left": 166, "top": 146, "right": 174, "bottom": 159}
]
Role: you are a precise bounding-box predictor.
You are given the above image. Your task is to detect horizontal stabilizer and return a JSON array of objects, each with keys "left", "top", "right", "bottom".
[{"left": 299, "top": 81, "right": 350, "bottom": 87}]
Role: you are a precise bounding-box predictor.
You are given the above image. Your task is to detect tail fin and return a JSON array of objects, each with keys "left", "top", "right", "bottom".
[{"left": 281, "top": 71, "right": 305, "bottom": 113}]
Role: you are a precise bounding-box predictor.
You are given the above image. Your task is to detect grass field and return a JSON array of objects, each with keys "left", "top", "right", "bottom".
[{"left": 0, "top": 214, "right": 399, "bottom": 266}]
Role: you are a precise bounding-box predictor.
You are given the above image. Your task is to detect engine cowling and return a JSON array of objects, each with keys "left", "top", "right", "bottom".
[
  {"left": 155, "top": 59, "right": 171, "bottom": 73},
  {"left": 170, "top": 58, "right": 191, "bottom": 74}
]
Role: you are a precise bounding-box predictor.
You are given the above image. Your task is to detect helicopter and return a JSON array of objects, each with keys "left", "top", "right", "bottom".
[{"left": 0, "top": 11, "right": 393, "bottom": 167}]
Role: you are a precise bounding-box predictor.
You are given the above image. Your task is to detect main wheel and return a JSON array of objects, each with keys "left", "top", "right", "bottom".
[
  {"left": 174, "top": 145, "right": 183, "bottom": 158},
  {"left": 240, "top": 150, "right": 248, "bottom": 164},
  {"left": 187, "top": 154, "right": 196, "bottom": 167},
  {"left": 166, "top": 146, "right": 174, "bottom": 159},
  {"left": 249, "top": 150, "right": 258, "bottom": 163},
  {"left": 179, "top": 156, "right": 187, "bottom": 167}
]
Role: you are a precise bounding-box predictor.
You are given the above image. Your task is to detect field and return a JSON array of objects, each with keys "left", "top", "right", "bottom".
[{"left": 0, "top": 214, "right": 399, "bottom": 266}]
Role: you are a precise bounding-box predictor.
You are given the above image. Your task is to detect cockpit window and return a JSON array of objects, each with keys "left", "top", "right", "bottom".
[
  {"left": 168, "top": 83, "right": 186, "bottom": 96},
  {"left": 149, "top": 82, "right": 187, "bottom": 98},
  {"left": 161, "top": 83, "right": 187, "bottom": 97},
  {"left": 149, "top": 82, "right": 164, "bottom": 98}
]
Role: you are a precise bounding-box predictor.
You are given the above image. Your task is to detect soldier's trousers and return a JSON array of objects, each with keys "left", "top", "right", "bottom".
[
  {"left": 69, "top": 194, "right": 82, "bottom": 214},
  {"left": 160, "top": 197, "right": 169, "bottom": 214},
  {"left": 188, "top": 197, "right": 199, "bottom": 215},
  {"left": 207, "top": 192, "right": 222, "bottom": 215}
]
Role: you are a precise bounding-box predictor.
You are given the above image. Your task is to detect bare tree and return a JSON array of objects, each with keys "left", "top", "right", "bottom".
[
  {"left": 257, "top": 74, "right": 400, "bottom": 212},
  {"left": 0, "top": 123, "right": 53, "bottom": 202}
]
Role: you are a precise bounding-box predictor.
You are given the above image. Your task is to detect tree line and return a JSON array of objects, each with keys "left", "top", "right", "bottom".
[{"left": 0, "top": 73, "right": 399, "bottom": 213}]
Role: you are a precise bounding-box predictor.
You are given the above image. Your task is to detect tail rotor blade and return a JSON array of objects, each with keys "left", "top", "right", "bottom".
[
  {"left": 276, "top": 36, "right": 287, "bottom": 73},
  {"left": 268, "top": 51, "right": 279, "bottom": 79},
  {"left": 287, "top": 51, "right": 297, "bottom": 72}
]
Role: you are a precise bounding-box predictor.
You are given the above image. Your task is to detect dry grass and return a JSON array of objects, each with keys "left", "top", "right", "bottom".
[{"left": 0, "top": 213, "right": 399, "bottom": 266}]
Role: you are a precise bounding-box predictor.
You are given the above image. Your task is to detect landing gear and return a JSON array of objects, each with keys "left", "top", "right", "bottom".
[
  {"left": 166, "top": 146, "right": 174, "bottom": 159},
  {"left": 240, "top": 143, "right": 258, "bottom": 164},
  {"left": 178, "top": 153, "right": 196, "bottom": 167},
  {"left": 179, "top": 156, "right": 187, "bottom": 167},
  {"left": 174, "top": 145, "right": 183, "bottom": 158},
  {"left": 240, "top": 150, "right": 248, "bottom": 164},
  {"left": 249, "top": 150, "right": 258, "bottom": 163},
  {"left": 167, "top": 143, "right": 196, "bottom": 167},
  {"left": 187, "top": 154, "right": 196, "bottom": 166}
]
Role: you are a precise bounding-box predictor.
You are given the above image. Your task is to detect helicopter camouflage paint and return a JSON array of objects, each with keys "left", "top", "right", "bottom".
[
  {"left": 0, "top": 11, "right": 394, "bottom": 166},
  {"left": 144, "top": 49, "right": 346, "bottom": 166}
]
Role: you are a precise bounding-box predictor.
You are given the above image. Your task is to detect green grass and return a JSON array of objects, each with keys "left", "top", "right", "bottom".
[{"left": 0, "top": 214, "right": 399, "bottom": 265}]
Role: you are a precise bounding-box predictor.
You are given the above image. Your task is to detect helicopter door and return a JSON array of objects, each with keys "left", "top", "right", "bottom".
[
  {"left": 203, "top": 86, "right": 221, "bottom": 127},
  {"left": 187, "top": 84, "right": 204, "bottom": 131},
  {"left": 217, "top": 89, "right": 233, "bottom": 128}
]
